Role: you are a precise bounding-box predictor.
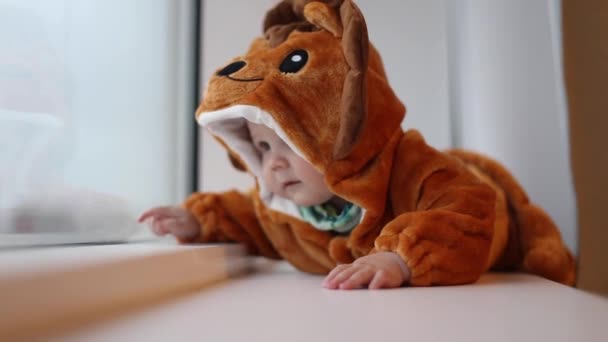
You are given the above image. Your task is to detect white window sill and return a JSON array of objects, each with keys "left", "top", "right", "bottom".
[
  {"left": 0, "top": 240, "right": 250, "bottom": 341},
  {"left": 2, "top": 241, "right": 608, "bottom": 342},
  {"left": 58, "top": 262, "right": 608, "bottom": 342}
]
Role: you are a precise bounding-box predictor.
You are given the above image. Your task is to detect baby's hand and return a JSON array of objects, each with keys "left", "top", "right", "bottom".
[
  {"left": 138, "top": 206, "right": 200, "bottom": 242},
  {"left": 323, "top": 252, "right": 410, "bottom": 290}
]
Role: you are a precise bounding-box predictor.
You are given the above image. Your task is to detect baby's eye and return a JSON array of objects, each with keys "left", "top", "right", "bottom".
[{"left": 257, "top": 141, "right": 270, "bottom": 152}]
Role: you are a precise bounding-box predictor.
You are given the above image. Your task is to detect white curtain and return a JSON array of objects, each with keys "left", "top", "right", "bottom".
[{"left": 447, "top": 0, "right": 577, "bottom": 253}]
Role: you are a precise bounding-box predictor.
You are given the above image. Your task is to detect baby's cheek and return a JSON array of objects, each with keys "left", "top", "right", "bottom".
[{"left": 263, "top": 173, "right": 283, "bottom": 196}]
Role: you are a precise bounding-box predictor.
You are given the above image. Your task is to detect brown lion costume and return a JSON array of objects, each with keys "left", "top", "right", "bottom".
[{"left": 183, "top": 0, "right": 575, "bottom": 286}]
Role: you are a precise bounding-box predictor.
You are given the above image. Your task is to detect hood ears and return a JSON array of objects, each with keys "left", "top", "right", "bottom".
[
  {"left": 306, "top": 1, "right": 370, "bottom": 159},
  {"left": 333, "top": 1, "right": 369, "bottom": 159},
  {"left": 263, "top": 0, "right": 369, "bottom": 160},
  {"left": 303, "top": 2, "right": 342, "bottom": 37}
]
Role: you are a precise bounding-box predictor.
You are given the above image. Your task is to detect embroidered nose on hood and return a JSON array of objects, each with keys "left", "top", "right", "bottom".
[{"left": 196, "top": 0, "right": 405, "bottom": 222}]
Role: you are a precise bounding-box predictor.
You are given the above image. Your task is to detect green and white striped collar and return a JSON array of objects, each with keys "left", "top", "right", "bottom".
[{"left": 297, "top": 201, "right": 362, "bottom": 234}]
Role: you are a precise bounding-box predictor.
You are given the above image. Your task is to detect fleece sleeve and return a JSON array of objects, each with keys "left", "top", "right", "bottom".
[
  {"left": 375, "top": 152, "right": 497, "bottom": 286},
  {"left": 183, "top": 190, "right": 280, "bottom": 259}
]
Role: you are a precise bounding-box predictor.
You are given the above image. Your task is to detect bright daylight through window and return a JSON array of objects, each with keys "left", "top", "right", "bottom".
[{"left": 0, "top": 0, "right": 196, "bottom": 247}]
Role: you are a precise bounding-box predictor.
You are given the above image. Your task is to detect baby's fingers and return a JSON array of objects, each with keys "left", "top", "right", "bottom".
[
  {"left": 368, "top": 270, "right": 392, "bottom": 289},
  {"left": 149, "top": 218, "right": 170, "bottom": 236},
  {"left": 339, "top": 268, "right": 375, "bottom": 290},
  {"left": 323, "top": 265, "right": 359, "bottom": 289},
  {"left": 323, "top": 264, "right": 352, "bottom": 288},
  {"left": 138, "top": 207, "right": 166, "bottom": 223},
  {"left": 323, "top": 264, "right": 349, "bottom": 287},
  {"left": 148, "top": 216, "right": 178, "bottom": 236},
  {"left": 138, "top": 206, "right": 181, "bottom": 223}
]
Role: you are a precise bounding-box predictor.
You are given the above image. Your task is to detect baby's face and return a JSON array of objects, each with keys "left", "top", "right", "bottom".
[{"left": 247, "top": 121, "right": 333, "bottom": 206}]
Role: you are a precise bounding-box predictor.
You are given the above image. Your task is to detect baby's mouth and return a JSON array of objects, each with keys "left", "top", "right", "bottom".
[{"left": 282, "top": 181, "right": 301, "bottom": 190}]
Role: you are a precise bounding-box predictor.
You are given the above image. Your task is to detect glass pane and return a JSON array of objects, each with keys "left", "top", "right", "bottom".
[{"left": 0, "top": 0, "right": 194, "bottom": 246}]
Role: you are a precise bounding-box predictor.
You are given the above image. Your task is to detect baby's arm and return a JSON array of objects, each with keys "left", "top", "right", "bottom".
[
  {"left": 374, "top": 166, "right": 496, "bottom": 286},
  {"left": 323, "top": 252, "right": 410, "bottom": 290},
  {"left": 140, "top": 190, "right": 279, "bottom": 258}
]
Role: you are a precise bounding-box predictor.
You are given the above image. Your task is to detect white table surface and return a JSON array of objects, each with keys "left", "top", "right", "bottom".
[{"left": 58, "top": 260, "right": 608, "bottom": 342}]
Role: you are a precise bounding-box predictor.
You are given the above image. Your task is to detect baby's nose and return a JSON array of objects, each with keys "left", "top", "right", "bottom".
[{"left": 269, "top": 154, "right": 288, "bottom": 171}]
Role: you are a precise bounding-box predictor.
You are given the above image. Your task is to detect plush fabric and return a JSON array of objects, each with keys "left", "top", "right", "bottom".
[{"left": 183, "top": 0, "right": 575, "bottom": 286}]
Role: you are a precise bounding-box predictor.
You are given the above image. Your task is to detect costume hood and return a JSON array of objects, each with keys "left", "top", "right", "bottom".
[{"left": 196, "top": 0, "right": 405, "bottom": 221}]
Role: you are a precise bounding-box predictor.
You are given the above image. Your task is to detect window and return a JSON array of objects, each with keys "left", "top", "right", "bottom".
[{"left": 0, "top": 0, "right": 198, "bottom": 246}]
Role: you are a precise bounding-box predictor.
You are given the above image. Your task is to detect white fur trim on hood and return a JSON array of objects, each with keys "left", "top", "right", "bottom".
[{"left": 197, "top": 104, "right": 306, "bottom": 220}]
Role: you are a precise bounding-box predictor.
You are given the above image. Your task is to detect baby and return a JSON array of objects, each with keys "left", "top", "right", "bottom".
[
  {"left": 140, "top": 121, "right": 410, "bottom": 290},
  {"left": 141, "top": 0, "right": 574, "bottom": 288}
]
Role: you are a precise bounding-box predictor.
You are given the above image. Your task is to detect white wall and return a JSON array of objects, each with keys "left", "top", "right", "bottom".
[
  {"left": 357, "top": 0, "right": 451, "bottom": 149},
  {"left": 447, "top": 0, "right": 577, "bottom": 253},
  {"left": 199, "top": 0, "right": 451, "bottom": 192}
]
